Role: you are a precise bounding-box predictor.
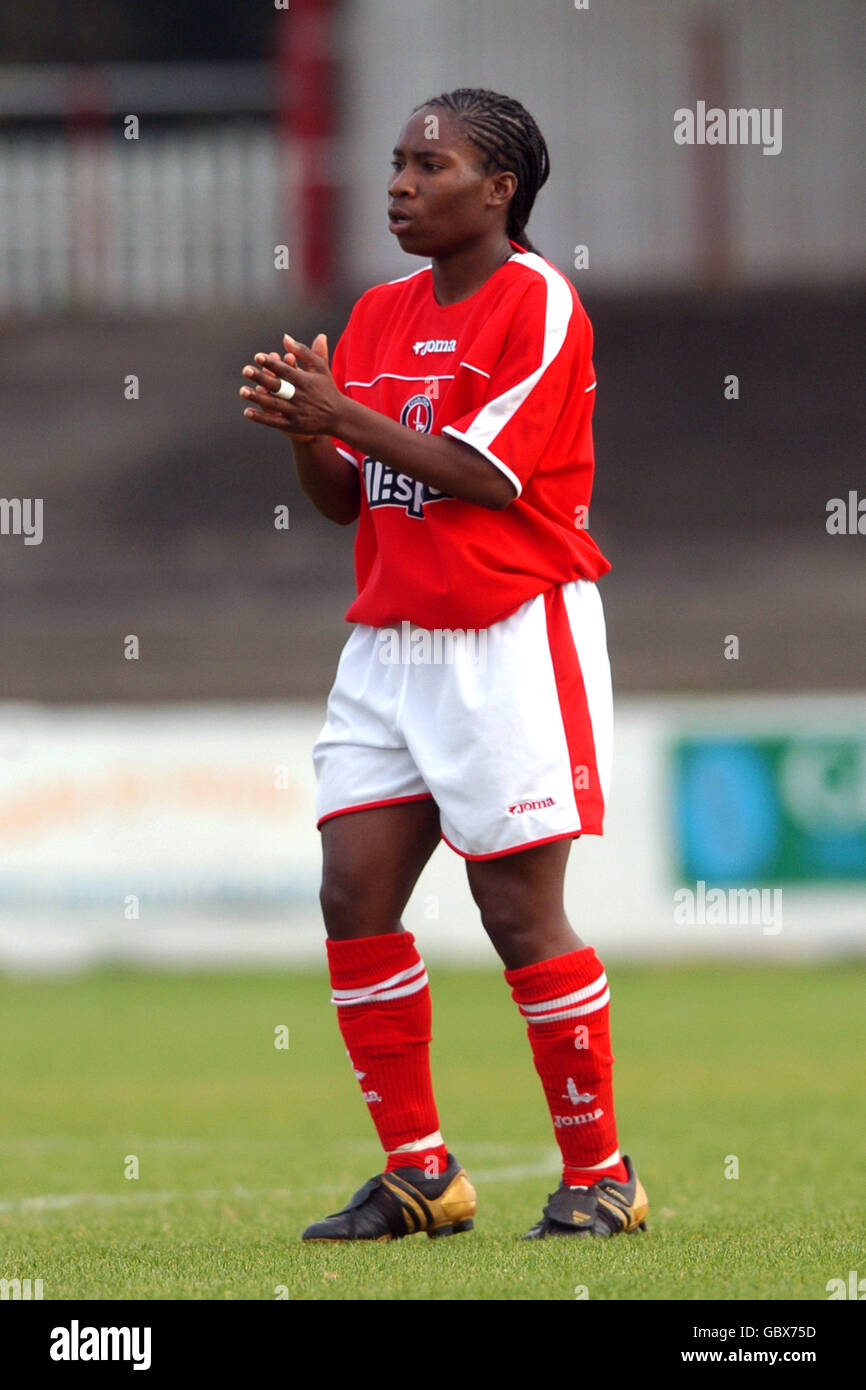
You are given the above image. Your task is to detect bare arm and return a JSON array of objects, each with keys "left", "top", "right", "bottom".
[
  {"left": 332, "top": 395, "right": 515, "bottom": 511},
  {"left": 240, "top": 330, "right": 516, "bottom": 521},
  {"left": 289, "top": 435, "right": 360, "bottom": 525},
  {"left": 239, "top": 338, "right": 360, "bottom": 524}
]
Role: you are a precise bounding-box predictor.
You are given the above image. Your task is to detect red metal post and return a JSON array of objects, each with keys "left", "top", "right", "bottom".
[{"left": 273, "top": 0, "right": 340, "bottom": 295}]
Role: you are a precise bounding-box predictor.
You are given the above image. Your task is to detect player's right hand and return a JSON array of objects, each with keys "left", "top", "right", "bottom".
[{"left": 239, "top": 332, "right": 329, "bottom": 440}]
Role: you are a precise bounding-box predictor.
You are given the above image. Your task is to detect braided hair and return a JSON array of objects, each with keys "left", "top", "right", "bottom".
[{"left": 409, "top": 88, "right": 550, "bottom": 254}]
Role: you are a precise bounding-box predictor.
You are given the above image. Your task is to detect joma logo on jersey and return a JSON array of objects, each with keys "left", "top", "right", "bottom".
[
  {"left": 412, "top": 338, "right": 456, "bottom": 356},
  {"left": 507, "top": 797, "right": 555, "bottom": 815},
  {"left": 362, "top": 456, "right": 449, "bottom": 519}
]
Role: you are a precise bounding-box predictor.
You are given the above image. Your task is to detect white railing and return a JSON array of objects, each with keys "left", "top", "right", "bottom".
[{"left": 0, "top": 127, "right": 299, "bottom": 314}]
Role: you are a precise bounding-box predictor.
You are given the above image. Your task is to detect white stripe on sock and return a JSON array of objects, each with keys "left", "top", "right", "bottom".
[
  {"left": 519, "top": 972, "right": 607, "bottom": 1014},
  {"left": 390, "top": 1131, "right": 444, "bottom": 1153},
  {"left": 330, "top": 959, "right": 426, "bottom": 1001},
  {"left": 331, "top": 971, "right": 429, "bottom": 1007},
  {"left": 523, "top": 985, "right": 610, "bottom": 1025},
  {"left": 580, "top": 1149, "right": 620, "bottom": 1170}
]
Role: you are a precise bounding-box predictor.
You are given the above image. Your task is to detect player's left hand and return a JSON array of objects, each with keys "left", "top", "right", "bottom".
[{"left": 239, "top": 333, "right": 344, "bottom": 438}]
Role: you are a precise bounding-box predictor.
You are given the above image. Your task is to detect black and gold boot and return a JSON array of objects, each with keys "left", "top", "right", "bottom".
[
  {"left": 302, "top": 1153, "right": 477, "bottom": 1241},
  {"left": 522, "top": 1154, "right": 648, "bottom": 1239}
]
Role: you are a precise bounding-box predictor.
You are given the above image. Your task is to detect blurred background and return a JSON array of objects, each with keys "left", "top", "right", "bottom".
[{"left": 1, "top": 0, "right": 865, "bottom": 970}]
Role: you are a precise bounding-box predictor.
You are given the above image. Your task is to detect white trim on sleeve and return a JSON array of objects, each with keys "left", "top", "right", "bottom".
[
  {"left": 439, "top": 255, "right": 574, "bottom": 494},
  {"left": 441, "top": 427, "right": 523, "bottom": 499}
]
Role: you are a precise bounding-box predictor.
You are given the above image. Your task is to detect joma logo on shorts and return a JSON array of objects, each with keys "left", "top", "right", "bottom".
[
  {"left": 554, "top": 1107, "right": 604, "bottom": 1128},
  {"left": 507, "top": 797, "right": 555, "bottom": 815}
]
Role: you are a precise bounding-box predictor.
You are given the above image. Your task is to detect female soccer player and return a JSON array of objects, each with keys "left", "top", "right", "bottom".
[{"left": 239, "top": 88, "right": 648, "bottom": 1241}]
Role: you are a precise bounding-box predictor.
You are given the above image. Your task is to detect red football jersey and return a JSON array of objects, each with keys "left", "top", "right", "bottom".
[{"left": 329, "top": 241, "right": 610, "bottom": 630}]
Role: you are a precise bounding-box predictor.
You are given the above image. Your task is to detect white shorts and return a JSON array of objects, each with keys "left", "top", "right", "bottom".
[{"left": 312, "top": 579, "right": 613, "bottom": 860}]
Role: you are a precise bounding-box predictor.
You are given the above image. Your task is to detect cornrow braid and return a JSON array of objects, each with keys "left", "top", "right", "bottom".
[{"left": 409, "top": 88, "right": 550, "bottom": 254}]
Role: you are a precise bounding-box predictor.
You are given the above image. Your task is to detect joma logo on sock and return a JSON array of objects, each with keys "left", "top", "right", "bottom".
[
  {"left": 508, "top": 797, "right": 555, "bottom": 815},
  {"left": 362, "top": 1089, "right": 382, "bottom": 1105},
  {"left": 562, "top": 1079, "right": 596, "bottom": 1106},
  {"left": 554, "top": 1107, "right": 604, "bottom": 1128}
]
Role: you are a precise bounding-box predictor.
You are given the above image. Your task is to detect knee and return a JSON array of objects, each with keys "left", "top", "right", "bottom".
[
  {"left": 319, "top": 862, "right": 401, "bottom": 939},
  {"left": 470, "top": 881, "right": 531, "bottom": 945},
  {"left": 484, "top": 918, "right": 538, "bottom": 968},
  {"left": 478, "top": 905, "right": 573, "bottom": 971},
  {"left": 469, "top": 878, "right": 578, "bottom": 969},
  {"left": 319, "top": 865, "right": 360, "bottom": 936}
]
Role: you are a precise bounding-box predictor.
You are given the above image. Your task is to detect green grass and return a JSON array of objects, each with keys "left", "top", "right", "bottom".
[{"left": 0, "top": 963, "right": 863, "bottom": 1300}]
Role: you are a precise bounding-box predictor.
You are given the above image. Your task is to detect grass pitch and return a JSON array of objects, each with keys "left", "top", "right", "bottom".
[{"left": 0, "top": 962, "right": 862, "bottom": 1301}]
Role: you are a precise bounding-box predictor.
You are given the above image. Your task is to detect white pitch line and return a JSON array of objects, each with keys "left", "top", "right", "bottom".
[
  {"left": 470, "top": 1154, "right": 559, "bottom": 1182},
  {"left": 0, "top": 1187, "right": 274, "bottom": 1214},
  {"left": 0, "top": 1155, "right": 560, "bottom": 1216},
  {"left": 0, "top": 1138, "right": 278, "bottom": 1151}
]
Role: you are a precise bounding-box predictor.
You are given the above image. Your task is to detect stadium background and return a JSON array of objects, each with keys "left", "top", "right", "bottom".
[{"left": 0, "top": 0, "right": 864, "bottom": 1302}]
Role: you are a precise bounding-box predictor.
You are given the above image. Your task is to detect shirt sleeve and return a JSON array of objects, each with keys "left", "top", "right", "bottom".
[
  {"left": 328, "top": 319, "right": 359, "bottom": 469},
  {"left": 441, "top": 272, "right": 585, "bottom": 498}
]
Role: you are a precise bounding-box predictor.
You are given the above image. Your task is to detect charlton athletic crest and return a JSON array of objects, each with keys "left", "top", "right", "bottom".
[
  {"left": 361, "top": 389, "right": 450, "bottom": 518},
  {"left": 400, "top": 393, "right": 435, "bottom": 433}
]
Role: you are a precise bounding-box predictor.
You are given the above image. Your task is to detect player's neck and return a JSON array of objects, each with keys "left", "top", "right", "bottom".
[{"left": 429, "top": 238, "right": 514, "bottom": 308}]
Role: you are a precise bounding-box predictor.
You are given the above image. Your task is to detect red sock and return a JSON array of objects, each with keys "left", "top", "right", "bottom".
[
  {"left": 327, "top": 932, "right": 448, "bottom": 1178},
  {"left": 505, "top": 946, "right": 626, "bottom": 1187},
  {"left": 383, "top": 1145, "right": 449, "bottom": 1177}
]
